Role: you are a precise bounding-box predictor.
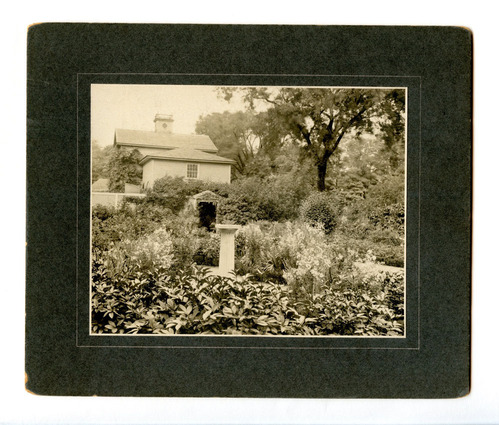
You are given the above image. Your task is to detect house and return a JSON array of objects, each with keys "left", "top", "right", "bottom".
[{"left": 114, "top": 114, "right": 234, "bottom": 189}]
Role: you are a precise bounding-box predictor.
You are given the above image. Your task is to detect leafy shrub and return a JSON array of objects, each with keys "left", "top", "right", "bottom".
[
  {"left": 194, "top": 232, "right": 220, "bottom": 266},
  {"left": 217, "top": 174, "right": 312, "bottom": 225},
  {"left": 152, "top": 175, "right": 230, "bottom": 213},
  {"left": 299, "top": 191, "right": 340, "bottom": 234},
  {"left": 151, "top": 176, "right": 202, "bottom": 213},
  {"left": 217, "top": 193, "right": 260, "bottom": 225},
  {"left": 304, "top": 271, "right": 404, "bottom": 336},
  {"left": 365, "top": 172, "right": 405, "bottom": 206},
  {"left": 92, "top": 202, "right": 170, "bottom": 251},
  {"left": 368, "top": 203, "right": 405, "bottom": 235},
  {"left": 92, "top": 204, "right": 115, "bottom": 221},
  {"left": 92, "top": 264, "right": 404, "bottom": 336}
]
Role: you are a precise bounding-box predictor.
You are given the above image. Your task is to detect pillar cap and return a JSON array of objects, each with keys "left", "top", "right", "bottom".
[{"left": 215, "top": 224, "right": 240, "bottom": 231}]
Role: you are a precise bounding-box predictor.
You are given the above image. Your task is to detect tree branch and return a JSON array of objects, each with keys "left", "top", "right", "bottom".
[{"left": 332, "top": 106, "right": 368, "bottom": 152}]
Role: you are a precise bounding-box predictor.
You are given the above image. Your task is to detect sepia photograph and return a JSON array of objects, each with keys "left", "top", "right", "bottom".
[
  {"left": 24, "top": 21, "right": 473, "bottom": 403},
  {"left": 90, "top": 84, "right": 406, "bottom": 336}
]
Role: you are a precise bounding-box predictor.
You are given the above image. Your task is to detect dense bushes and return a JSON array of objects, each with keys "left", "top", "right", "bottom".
[
  {"left": 148, "top": 173, "right": 313, "bottom": 225},
  {"left": 333, "top": 173, "right": 405, "bottom": 267},
  {"left": 92, "top": 264, "right": 404, "bottom": 336},
  {"left": 368, "top": 203, "right": 405, "bottom": 234},
  {"left": 92, "top": 200, "right": 222, "bottom": 272},
  {"left": 151, "top": 176, "right": 228, "bottom": 213},
  {"left": 217, "top": 174, "right": 312, "bottom": 224},
  {"left": 91, "top": 169, "right": 406, "bottom": 336},
  {"left": 299, "top": 191, "right": 340, "bottom": 234}
]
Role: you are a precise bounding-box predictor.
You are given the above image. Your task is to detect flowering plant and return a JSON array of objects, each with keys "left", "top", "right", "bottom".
[{"left": 103, "top": 227, "right": 174, "bottom": 278}]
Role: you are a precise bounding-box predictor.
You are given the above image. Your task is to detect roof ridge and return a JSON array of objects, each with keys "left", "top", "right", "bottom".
[
  {"left": 115, "top": 128, "right": 209, "bottom": 137},
  {"left": 114, "top": 128, "right": 218, "bottom": 151}
]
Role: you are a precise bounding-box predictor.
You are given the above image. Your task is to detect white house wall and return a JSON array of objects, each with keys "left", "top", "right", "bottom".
[
  {"left": 142, "top": 160, "right": 156, "bottom": 190},
  {"left": 198, "top": 162, "right": 231, "bottom": 183},
  {"left": 142, "top": 159, "right": 231, "bottom": 189}
]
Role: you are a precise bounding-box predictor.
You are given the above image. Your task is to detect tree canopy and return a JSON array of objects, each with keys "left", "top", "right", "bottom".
[
  {"left": 218, "top": 87, "right": 405, "bottom": 191},
  {"left": 195, "top": 110, "right": 289, "bottom": 179}
]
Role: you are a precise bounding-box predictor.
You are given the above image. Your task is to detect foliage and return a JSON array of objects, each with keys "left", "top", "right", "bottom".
[
  {"left": 364, "top": 172, "right": 405, "bottom": 207},
  {"left": 107, "top": 146, "right": 143, "bottom": 192},
  {"left": 92, "top": 204, "right": 115, "bottom": 221},
  {"left": 234, "top": 221, "right": 355, "bottom": 289},
  {"left": 92, "top": 202, "right": 171, "bottom": 252},
  {"left": 378, "top": 89, "right": 406, "bottom": 170},
  {"left": 219, "top": 87, "right": 405, "bottom": 191},
  {"left": 92, "top": 263, "right": 404, "bottom": 336},
  {"left": 196, "top": 110, "right": 289, "bottom": 179},
  {"left": 151, "top": 175, "right": 229, "bottom": 213},
  {"left": 330, "top": 231, "right": 404, "bottom": 268},
  {"left": 331, "top": 170, "right": 405, "bottom": 267},
  {"left": 368, "top": 203, "right": 405, "bottom": 234},
  {"left": 278, "top": 222, "right": 334, "bottom": 296},
  {"left": 193, "top": 232, "right": 220, "bottom": 267},
  {"left": 299, "top": 191, "right": 340, "bottom": 234},
  {"left": 102, "top": 228, "right": 175, "bottom": 278},
  {"left": 91, "top": 140, "right": 114, "bottom": 183},
  {"left": 195, "top": 111, "right": 260, "bottom": 178},
  {"left": 217, "top": 174, "right": 313, "bottom": 224}
]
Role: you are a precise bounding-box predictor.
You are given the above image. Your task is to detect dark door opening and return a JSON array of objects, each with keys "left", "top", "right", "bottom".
[{"left": 198, "top": 202, "right": 217, "bottom": 231}]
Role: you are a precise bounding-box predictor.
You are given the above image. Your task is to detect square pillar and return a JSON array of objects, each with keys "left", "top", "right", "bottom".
[{"left": 215, "top": 224, "right": 240, "bottom": 277}]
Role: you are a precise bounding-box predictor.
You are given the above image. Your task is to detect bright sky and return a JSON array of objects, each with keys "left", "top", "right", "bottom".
[{"left": 91, "top": 84, "right": 249, "bottom": 147}]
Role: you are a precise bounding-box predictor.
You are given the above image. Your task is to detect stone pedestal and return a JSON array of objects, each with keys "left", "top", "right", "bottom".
[{"left": 215, "top": 224, "right": 240, "bottom": 277}]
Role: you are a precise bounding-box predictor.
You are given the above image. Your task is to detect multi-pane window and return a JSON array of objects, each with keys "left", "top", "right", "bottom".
[{"left": 186, "top": 163, "right": 198, "bottom": 179}]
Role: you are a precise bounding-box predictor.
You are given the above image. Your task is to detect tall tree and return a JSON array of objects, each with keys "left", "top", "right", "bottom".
[
  {"left": 107, "top": 146, "right": 143, "bottom": 192},
  {"left": 196, "top": 110, "right": 288, "bottom": 178},
  {"left": 220, "top": 87, "right": 405, "bottom": 191},
  {"left": 195, "top": 111, "right": 258, "bottom": 178}
]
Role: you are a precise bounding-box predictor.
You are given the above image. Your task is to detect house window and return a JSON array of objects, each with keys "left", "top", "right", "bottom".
[{"left": 186, "top": 163, "right": 198, "bottom": 179}]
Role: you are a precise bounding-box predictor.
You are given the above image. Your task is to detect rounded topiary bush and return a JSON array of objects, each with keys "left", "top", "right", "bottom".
[{"left": 299, "top": 191, "right": 339, "bottom": 234}]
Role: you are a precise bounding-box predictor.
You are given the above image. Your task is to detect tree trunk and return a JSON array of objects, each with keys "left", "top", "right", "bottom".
[{"left": 317, "top": 161, "right": 327, "bottom": 191}]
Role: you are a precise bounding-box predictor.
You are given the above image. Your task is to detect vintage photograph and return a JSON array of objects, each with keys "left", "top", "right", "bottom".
[{"left": 90, "top": 84, "right": 406, "bottom": 336}]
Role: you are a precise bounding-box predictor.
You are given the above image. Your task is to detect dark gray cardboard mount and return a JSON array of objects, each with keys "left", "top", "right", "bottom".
[{"left": 26, "top": 24, "right": 471, "bottom": 398}]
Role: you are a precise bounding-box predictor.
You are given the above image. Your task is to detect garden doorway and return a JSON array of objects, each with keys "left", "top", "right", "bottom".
[
  {"left": 189, "top": 190, "right": 221, "bottom": 232},
  {"left": 198, "top": 201, "right": 217, "bottom": 231}
]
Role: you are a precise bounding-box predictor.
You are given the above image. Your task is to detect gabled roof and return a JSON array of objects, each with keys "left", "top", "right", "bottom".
[
  {"left": 191, "top": 190, "right": 222, "bottom": 204},
  {"left": 192, "top": 190, "right": 222, "bottom": 200},
  {"left": 114, "top": 129, "right": 218, "bottom": 153},
  {"left": 139, "top": 148, "right": 235, "bottom": 166}
]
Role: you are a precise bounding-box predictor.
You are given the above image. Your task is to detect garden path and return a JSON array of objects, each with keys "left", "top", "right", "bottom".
[{"left": 353, "top": 262, "right": 404, "bottom": 274}]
